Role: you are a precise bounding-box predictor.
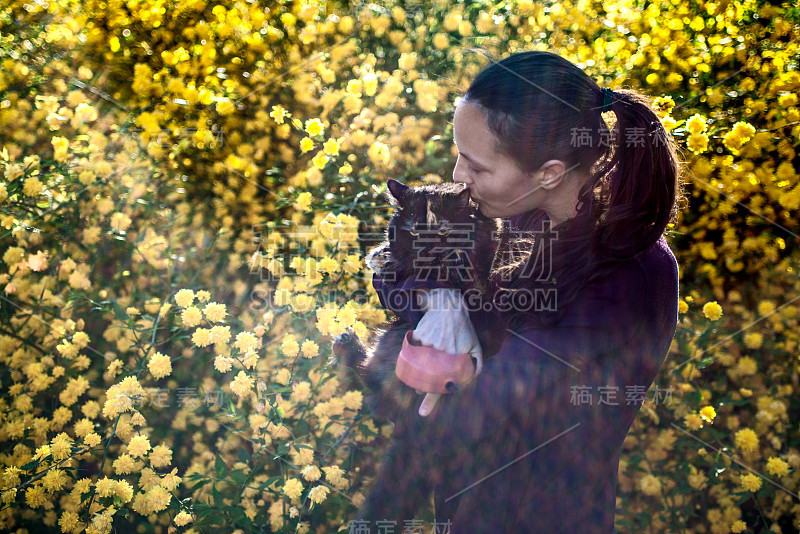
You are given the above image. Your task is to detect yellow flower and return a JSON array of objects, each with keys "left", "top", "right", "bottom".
[
  {"left": 291, "top": 382, "right": 312, "bottom": 403},
  {"left": 294, "top": 192, "right": 313, "bottom": 212},
  {"left": 210, "top": 325, "right": 231, "bottom": 344},
  {"left": 699, "top": 406, "right": 716, "bottom": 422},
  {"left": 50, "top": 433, "right": 73, "bottom": 461},
  {"left": 216, "top": 98, "right": 235, "bottom": 115},
  {"left": 322, "top": 465, "right": 346, "bottom": 486},
  {"left": 723, "top": 121, "right": 756, "bottom": 153},
  {"left": 301, "top": 465, "right": 321, "bottom": 482},
  {"left": 25, "top": 485, "right": 46, "bottom": 508},
  {"left": 42, "top": 469, "right": 68, "bottom": 492},
  {"left": 367, "top": 141, "right": 391, "bottom": 166},
  {"left": 317, "top": 256, "right": 340, "bottom": 275},
  {"left": 174, "top": 289, "right": 194, "bottom": 307},
  {"left": 22, "top": 176, "right": 44, "bottom": 196},
  {"left": 113, "top": 453, "right": 137, "bottom": 475},
  {"left": 150, "top": 445, "right": 173, "bottom": 468},
  {"left": 290, "top": 293, "right": 316, "bottom": 313},
  {"left": 191, "top": 328, "right": 213, "bottom": 347},
  {"left": 684, "top": 413, "right": 703, "bottom": 430},
  {"left": 304, "top": 118, "right": 325, "bottom": 137},
  {"left": 300, "top": 340, "right": 319, "bottom": 359},
  {"left": 230, "top": 371, "right": 254, "bottom": 398},
  {"left": 281, "top": 334, "right": 300, "bottom": 357},
  {"left": 337, "top": 307, "right": 357, "bottom": 328},
  {"left": 85, "top": 432, "right": 101, "bottom": 447},
  {"left": 702, "top": 301, "right": 723, "bottom": 320},
  {"left": 148, "top": 352, "right": 172, "bottom": 379},
  {"left": 734, "top": 428, "right": 759, "bottom": 452},
  {"left": 214, "top": 355, "right": 233, "bottom": 373},
  {"left": 127, "top": 435, "right": 151, "bottom": 458},
  {"left": 743, "top": 332, "right": 763, "bottom": 349},
  {"left": 661, "top": 115, "right": 677, "bottom": 131},
  {"left": 730, "top": 520, "right": 747, "bottom": 533},
  {"left": 203, "top": 302, "right": 227, "bottom": 322},
  {"left": 757, "top": 300, "right": 776, "bottom": 316},
  {"left": 342, "top": 390, "right": 363, "bottom": 411},
  {"left": 2, "top": 467, "right": 21, "bottom": 488},
  {"left": 307, "top": 485, "right": 329, "bottom": 508},
  {"left": 638, "top": 474, "right": 661, "bottom": 496},
  {"left": 687, "top": 132, "right": 709, "bottom": 154},
  {"left": 736, "top": 356, "right": 757, "bottom": 376},
  {"left": 300, "top": 137, "right": 314, "bottom": 153},
  {"left": 270, "top": 105, "right": 290, "bottom": 124},
  {"left": 59, "top": 510, "right": 80, "bottom": 532},
  {"left": 235, "top": 331, "right": 259, "bottom": 353},
  {"left": 181, "top": 306, "right": 203, "bottom": 327},
  {"left": 739, "top": 473, "right": 762, "bottom": 492},
  {"left": 686, "top": 114, "right": 708, "bottom": 134},
  {"left": 174, "top": 511, "right": 193, "bottom": 526},
  {"left": 322, "top": 137, "right": 340, "bottom": 156},
  {"left": 678, "top": 300, "right": 689, "bottom": 313},
  {"left": 766, "top": 457, "right": 790, "bottom": 477},
  {"left": 432, "top": 32, "right": 449, "bottom": 49},
  {"left": 311, "top": 151, "right": 328, "bottom": 170},
  {"left": 653, "top": 96, "right": 675, "bottom": 118},
  {"left": 282, "top": 478, "right": 304, "bottom": 500}
]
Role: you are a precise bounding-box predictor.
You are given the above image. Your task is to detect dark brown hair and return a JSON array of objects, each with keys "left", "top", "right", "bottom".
[{"left": 462, "top": 50, "right": 682, "bottom": 325}]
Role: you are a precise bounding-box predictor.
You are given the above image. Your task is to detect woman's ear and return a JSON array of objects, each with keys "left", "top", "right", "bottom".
[
  {"left": 537, "top": 160, "right": 568, "bottom": 190},
  {"left": 387, "top": 179, "right": 409, "bottom": 204}
]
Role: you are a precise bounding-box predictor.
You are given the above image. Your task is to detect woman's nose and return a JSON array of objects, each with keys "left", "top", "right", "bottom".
[{"left": 453, "top": 157, "right": 470, "bottom": 185}]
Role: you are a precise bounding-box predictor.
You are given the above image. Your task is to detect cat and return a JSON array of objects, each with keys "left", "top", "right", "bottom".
[
  {"left": 332, "top": 178, "right": 503, "bottom": 422},
  {"left": 328, "top": 178, "right": 507, "bottom": 531}
]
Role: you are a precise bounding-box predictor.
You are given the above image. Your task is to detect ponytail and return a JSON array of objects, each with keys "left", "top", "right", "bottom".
[{"left": 590, "top": 89, "right": 681, "bottom": 260}]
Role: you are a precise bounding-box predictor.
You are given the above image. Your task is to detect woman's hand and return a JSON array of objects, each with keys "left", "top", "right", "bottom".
[{"left": 412, "top": 288, "right": 483, "bottom": 416}]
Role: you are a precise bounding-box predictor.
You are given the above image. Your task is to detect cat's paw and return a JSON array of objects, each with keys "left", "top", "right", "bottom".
[{"left": 330, "top": 328, "right": 365, "bottom": 368}]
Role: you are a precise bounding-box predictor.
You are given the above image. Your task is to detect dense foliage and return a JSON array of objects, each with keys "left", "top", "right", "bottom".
[{"left": 0, "top": 0, "right": 799, "bottom": 532}]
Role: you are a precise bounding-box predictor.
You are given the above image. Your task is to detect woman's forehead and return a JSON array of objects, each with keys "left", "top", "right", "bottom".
[{"left": 453, "top": 103, "right": 495, "bottom": 156}]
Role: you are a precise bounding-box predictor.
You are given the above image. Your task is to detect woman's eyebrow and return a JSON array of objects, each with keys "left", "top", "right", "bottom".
[{"left": 459, "top": 151, "right": 488, "bottom": 168}]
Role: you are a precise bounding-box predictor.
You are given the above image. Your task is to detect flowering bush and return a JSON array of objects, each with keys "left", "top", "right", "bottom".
[{"left": 0, "top": 0, "right": 799, "bottom": 532}]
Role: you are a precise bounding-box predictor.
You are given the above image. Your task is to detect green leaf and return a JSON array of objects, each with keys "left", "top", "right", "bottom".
[
  {"left": 110, "top": 300, "right": 129, "bottom": 322},
  {"left": 230, "top": 469, "right": 248, "bottom": 485},
  {"left": 117, "top": 508, "right": 129, "bottom": 518},
  {"left": 20, "top": 459, "right": 39, "bottom": 471},
  {"left": 757, "top": 484, "right": 775, "bottom": 499},
  {"left": 215, "top": 455, "right": 226, "bottom": 477}
]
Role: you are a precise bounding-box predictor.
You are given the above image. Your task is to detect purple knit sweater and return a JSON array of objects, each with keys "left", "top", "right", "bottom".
[{"left": 369, "top": 208, "right": 679, "bottom": 533}]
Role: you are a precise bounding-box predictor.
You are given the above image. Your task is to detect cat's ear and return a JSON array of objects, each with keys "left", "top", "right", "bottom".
[
  {"left": 386, "top": 179, "right": 409, "bottom": 204},
  {"left": 456, "top": 185, "right": 472, "bottom": 204}
]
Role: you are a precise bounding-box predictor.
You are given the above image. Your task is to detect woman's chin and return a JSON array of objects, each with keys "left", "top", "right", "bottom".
[{"left": 478, "top": 204, "right": 500, "bottom": 218}]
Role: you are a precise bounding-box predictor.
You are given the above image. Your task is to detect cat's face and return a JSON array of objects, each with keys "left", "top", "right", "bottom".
[{"left": 385, "top": 179, "right": 490, "bottom": 256}]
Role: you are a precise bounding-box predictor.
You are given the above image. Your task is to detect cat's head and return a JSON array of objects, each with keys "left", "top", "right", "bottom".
[{"left": 384, "top": 178, "right": 494, "bottom": 254}]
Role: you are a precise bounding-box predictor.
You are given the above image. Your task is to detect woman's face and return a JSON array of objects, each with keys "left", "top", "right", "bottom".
[{"left": 452, "top": 101, "right": 544, "bottom": 218}]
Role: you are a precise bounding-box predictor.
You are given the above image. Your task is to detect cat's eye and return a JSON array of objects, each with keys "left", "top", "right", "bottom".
[
  {"left": 438, "top": 228, "right": 449, "bottom": 235},
  {"left": 409, "top": 230, "right": 419, "bottom": 236}
]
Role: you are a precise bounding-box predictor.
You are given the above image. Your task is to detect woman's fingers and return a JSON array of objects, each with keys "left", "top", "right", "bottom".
[{"left": 418, "top": 393, "right": 442, "bottom": 416}]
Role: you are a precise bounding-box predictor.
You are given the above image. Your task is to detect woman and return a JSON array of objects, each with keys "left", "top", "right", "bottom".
[{"left": 360, "top": 51, "right": 681, "bottom": 533}]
